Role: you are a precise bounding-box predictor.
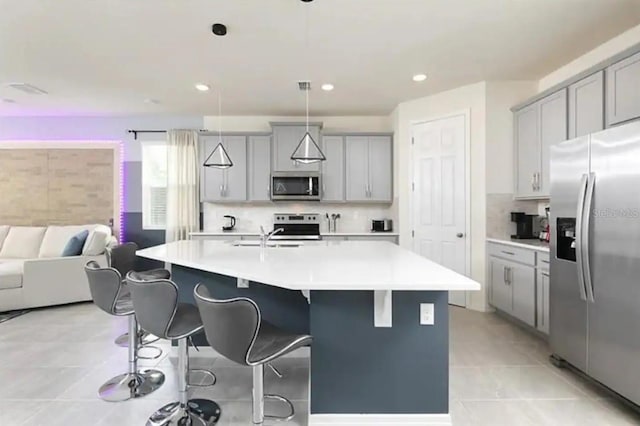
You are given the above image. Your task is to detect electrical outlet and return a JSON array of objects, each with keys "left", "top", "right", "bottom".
[{"left": 420, "top": 303, "right": 435, "bottom": 325}]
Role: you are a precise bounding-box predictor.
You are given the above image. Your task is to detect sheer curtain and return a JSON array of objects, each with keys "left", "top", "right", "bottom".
[{"left": 165, "top": 129, "right": 200, "bottom": 243}]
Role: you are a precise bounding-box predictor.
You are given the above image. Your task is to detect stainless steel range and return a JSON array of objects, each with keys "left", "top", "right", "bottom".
[{"left": 271, "top": 213, "right": 321, "bottom": 240}]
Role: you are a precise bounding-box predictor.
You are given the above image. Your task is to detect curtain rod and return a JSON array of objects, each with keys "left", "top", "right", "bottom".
[{"left": 126, "top": 129, "right": 208, "bottom": 140}]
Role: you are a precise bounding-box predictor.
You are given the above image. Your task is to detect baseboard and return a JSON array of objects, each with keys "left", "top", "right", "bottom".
[
  {"left": 171, "top": 345, "right": 310, "bottom": 359},
  {"left": 308, "top": 413, "right": 452, "bottom": 425}
]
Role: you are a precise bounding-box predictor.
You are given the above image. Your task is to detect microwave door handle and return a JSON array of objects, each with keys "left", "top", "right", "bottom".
[
  {"left": 583, "top": 172, "right": 596, "bottom": 303},
  {"left": 575, "top": 173, "right": 589, "bottom": 301}
]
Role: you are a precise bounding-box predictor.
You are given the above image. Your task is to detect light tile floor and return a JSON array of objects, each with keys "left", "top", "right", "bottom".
[{"left": 0, "top": 303, "right": 638, "bottom": 425}]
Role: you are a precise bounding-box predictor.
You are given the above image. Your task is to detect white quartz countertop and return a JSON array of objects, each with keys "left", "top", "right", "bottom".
[
  {"left": 137, "top": 240, "right": 480, "bottom": 292},
  {"left": 189, "top": 231, "right": 399, "bottom": 237},
  {"left": 486, "top": 238, "right": 550, "bottom": 253}
]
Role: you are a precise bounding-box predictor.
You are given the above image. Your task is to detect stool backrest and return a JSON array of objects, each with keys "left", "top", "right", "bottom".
[
  {"left": 84, "top": 261, "right": 124, "bottom": 315},
  {"left": 107, "top": 242, "right": 139, "bottom": 278},
  {"left": 194, "top": 283, "right": 260, "bottom": 366},
  {"left": 126, "top": 271, "right": 178, "bottom": 339}
]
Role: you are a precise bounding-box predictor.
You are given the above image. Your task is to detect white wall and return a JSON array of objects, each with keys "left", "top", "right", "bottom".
[
  {"left": 203, "top": 115, "right": 392, "bottom": 133},
  {"left": 393, "top": 82, "right": 488, "bottom": 311},
  {"left": 538, "top": 23, "right": 640, "bottom": 92}
]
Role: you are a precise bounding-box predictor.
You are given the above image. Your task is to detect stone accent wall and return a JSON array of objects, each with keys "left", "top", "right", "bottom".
[{"left": 0, "top": 148, "right": 115, "bottom": 226}]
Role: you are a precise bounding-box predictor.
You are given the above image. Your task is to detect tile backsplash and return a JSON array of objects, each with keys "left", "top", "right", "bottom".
[
  {"left": 203, "top": 202, "right": 396, "bottom": 234},
  {"left": 486, "top": 193, "right": 543, "bottom": 239}
]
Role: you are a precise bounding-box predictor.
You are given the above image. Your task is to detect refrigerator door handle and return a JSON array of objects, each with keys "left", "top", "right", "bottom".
[
  {"left": 583, "top": 172, "right": 596, "bottom": 303},
  {"left": 575, "top": 173, "right": 589, "bottom": 301}
]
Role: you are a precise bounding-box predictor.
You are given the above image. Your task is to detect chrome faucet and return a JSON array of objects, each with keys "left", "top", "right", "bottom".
[{"left": 259, "top": 226, "right": 284, "bottom": 248}]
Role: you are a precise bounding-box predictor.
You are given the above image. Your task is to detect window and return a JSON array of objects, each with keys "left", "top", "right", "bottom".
[{"left": 141, "top": 141, "right": 168, "bottom": 229}]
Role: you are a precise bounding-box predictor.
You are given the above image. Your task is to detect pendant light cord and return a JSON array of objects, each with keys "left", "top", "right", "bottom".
[
  {"left": 305, "top": 4, "right": 310, "bottom": 133},
  {"left": 218, "top": 91, "right": 222, "bottom": 141}
]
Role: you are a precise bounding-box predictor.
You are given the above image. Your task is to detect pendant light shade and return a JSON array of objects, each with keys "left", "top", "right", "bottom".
[
  {"left": 202, "top": 91, "right": 233, "bottom": 169},
  {"left": 203, "top": 142, "right": 233, "bottom": 169},
  {"left": 291, "top": 132, "right": 325, "bottom": 164}
]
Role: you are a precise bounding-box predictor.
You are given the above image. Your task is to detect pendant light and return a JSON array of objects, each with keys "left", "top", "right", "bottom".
[
  {"left": 203, "top": 91, "right": 233, "bottom": 169},
  {"left": 291, "top": 0, "right": 326, "bottom": 164}
]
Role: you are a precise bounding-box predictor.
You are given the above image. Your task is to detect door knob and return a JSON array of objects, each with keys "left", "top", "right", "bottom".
[{"left": 456, "top": 232, "right": 464, "bottom": 238}]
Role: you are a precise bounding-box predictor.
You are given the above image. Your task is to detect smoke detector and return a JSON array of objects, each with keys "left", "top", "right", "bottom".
[{"left": 5, "top": 83, "right": 48, "bottom": 95}]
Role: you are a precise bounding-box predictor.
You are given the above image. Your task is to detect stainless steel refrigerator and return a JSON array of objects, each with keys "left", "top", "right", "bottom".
[{"left": 550, "top": 120, "right": 640, "bottom": 405}]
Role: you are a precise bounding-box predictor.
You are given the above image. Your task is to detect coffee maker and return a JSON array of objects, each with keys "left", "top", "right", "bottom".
[{"left": 510, "top": 212, "right": 539, "bottom": 239}]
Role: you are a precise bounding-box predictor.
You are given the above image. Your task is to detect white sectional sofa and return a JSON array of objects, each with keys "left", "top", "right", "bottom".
[{"left": 0, "top": 224, "right": 117, "bottom": 312}]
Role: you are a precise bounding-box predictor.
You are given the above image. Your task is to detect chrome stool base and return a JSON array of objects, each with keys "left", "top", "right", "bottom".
[
  {"left": 115, "top": 331, "right": 160, "bottom": 347},
  {"left": 147, "top": 399, "right": 221, "bottom": 426},
  {"left": 98, "top": 369, "right": 165, "bottom": 402}
]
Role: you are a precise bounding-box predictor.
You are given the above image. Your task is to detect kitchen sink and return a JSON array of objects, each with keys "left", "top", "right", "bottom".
[{"left": 231, "top": 240, "right": 301, "bottom": 248}]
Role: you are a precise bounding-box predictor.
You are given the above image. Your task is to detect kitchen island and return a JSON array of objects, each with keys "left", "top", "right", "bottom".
[{"left": 137, "top": 239, "right": 480, "bottom": 425}]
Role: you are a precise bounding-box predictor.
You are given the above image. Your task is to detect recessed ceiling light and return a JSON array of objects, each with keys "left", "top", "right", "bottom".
[
  {"left": 1, "top": 98, "right": 16, "bottom": 103},
  {"left": 144, "top": 98, "right": 160, "bottom": 104},
  {"left": 321, "top": 83, "right": 334, "bottom": 91},
  {"left": 195, "top": 83, "right": 210, "bottom": 92},
  {"left": 413, "top": 74, "right": 427, "bottom": 82}
]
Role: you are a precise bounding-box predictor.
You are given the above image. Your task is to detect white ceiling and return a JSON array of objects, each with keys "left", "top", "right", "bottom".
[{"left": 1, "top": 0, "right": 640, "bottom": 116}]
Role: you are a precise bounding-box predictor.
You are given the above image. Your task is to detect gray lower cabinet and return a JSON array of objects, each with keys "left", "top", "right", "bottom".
[
  {"left": 248, "top": 135, "right": 272, "bottom": 201},
  {"left": 606, "top": 51, "right": 640, "bottom": 126},
  {"left": 345, "top": 135, "right": 392, "bottom": 203},
  {"left": 489, "top": 256, "right": 513, "bottom": 314},
  {"left": 536, "top": 267, "right": 550, "bottom": 335},
  {"left": 568, "top": 71, "right": 604, "bottom": 138},
  {"left": 272, "top": 124, "right": 321, "bottom": 172},
  {"left": 510, "top": 262, "right": 536, "bottom": 327},
  {"left": 321, "top": 136, "right": 345, "bottom": 202},
  {"left": 200, "top": 135, "right": 247, "bottom": 202}
]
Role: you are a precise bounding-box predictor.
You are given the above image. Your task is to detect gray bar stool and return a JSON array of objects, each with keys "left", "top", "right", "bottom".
[
  {"left": 107, "top": 242, "right": 165, "bottom": 348},
  {"left": 126, "top": 272, "right": 221, "bottom": 426},
  {"left": 84, "top": 261, "right": 165, "bottom": 402},
  {"left": 194, "top": 283, "right": 312, "bottom": 425}
]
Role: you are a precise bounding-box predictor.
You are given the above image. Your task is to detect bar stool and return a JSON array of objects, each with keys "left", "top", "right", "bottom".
[
  {"left": 107, "top": 242, "right": 165, "bottom": 348},
  {"left": 126, "top": 272, "right": 221, "bottom": 426},
  {"left": 194, "top": 283, "right": 312, "bottom": 425},
  {"left": 84, "top": 261, "right": 165, "bottom": 402}
]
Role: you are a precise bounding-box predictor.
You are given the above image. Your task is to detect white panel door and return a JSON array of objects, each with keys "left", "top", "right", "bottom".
[{"left": 412, "top": 114, "right": 468, "bottom": 307}]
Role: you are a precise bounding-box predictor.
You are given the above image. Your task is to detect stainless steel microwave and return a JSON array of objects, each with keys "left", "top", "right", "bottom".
[{"left": 271, "top": 172, "right": 321, "bottom": 201}]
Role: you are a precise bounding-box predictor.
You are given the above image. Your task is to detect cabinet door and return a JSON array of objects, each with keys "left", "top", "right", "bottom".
[
  {"left": 514, "top": 104, "right": 540, "bottom": 198},
  {"left": 511, "top": 262, "right": 536, "bottom": 327},
  {"left": 221, "top": 136, "right": 247, "bottom": 201},
  {"left": 538, "top": 89, "right": 567, "bottom": 197},
  {"left": 248, "top": 135, "right": 272, "bottom": 201},
  {"left": 536, "top": 268, "right": 550, "bottom": 334},
  {"left": 489, "top": 257, "right": 512, "bottom": 313},
  {"left": 569, "top": 71, "right": 604, "bottom": 138},
  {"left": 345, "top": 136, "right": 370, "bottom": 201},
  {"left": 321, "top": 136, "right": 345, "bottom": 202},
  {"left": 200, "top": 136, "right": 226, "bottom": 202},
  {"left": 606, "top": 51, "right": 640, "bottom": 126},
  {"left": 368, "top": 136, "right": 393, "bottom": 202},
  {"left": 272, "top": 125, "right": 321, "bottom": 172}
]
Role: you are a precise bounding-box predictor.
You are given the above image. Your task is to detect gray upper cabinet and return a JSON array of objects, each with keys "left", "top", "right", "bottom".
[
  {"left": 321, "top": 136, "right": 345, "bottom": 202},
  {"left": 568, "top": 71, "right": 604, "bottom": 139},
  {"left": 200, "top": 135, "right": 247, "bottom": 202},
  {"left": 515, "top": 104, "right": 540, "bottom": 198},
  {"left": 345, "top": 136, "right": 370, "bottom": 201},
  {"left": 514, "top": 89, "right": 567, "bottom": 199},
  {"left": 345, "top": 135, "right": 392, "bottom": 203},
  {"left": 272, "top": 124, "right": 321, "bottom": 172},
  {"left": 248, "top": 135, "right": 272, "bottom": 202},
  {"left": 538, "top": 89, "right": 567, "bottom": 196},
  {"left": 606, "top": 51, "right": 640, "bottom": 126}
]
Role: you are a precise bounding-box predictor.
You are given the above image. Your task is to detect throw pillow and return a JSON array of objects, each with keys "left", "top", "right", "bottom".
[{"left": 61, "top": 230, "right": 89, "bottom": 256}]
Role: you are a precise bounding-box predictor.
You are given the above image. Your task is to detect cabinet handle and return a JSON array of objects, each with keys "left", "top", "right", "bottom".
[
  {"left": 531, "top": 173, "right": 536, "bottom": 191},
  {"left": 541, "top": 282, "right": 545, "bottom": 327},
  {"left": 501, "top": 250, "right": 515, "bottom": 256},
  {"left": 508, "top": 267, "right": 513, "bottom": 285},
  {"left": 535, "top": 172, "right": 539, "bottom": 191},
  {"left": 504, "top": 266, "right": 508, "bottom": 284}
]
